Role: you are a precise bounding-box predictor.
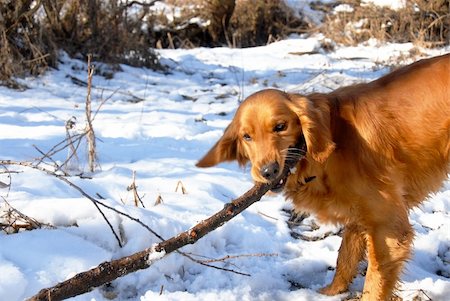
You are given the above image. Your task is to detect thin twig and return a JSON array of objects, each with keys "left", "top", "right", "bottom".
[
  {"left": 175, "top": 180, "right": 187, "bottom": 194},
  {"left": 0, "top": 197, "right": 54, "bottom": 233},
  {"left": 32, "top": 144, "right": 61, "bottom": 171},
  {"left": 34, "top": 132, "right": 85, "bottom": 167},
  {"left": 0, "top": 160, "right": 122, "bottom": 247},
  {"left": 0, "top": 164, "right": 13, "bottom": 197},
  {"left": 186, "top": 252, "right": 278, "bottom": 264},
  {"left": 92, "top": 88, "right": 119, "bottom": 121},
  {"left": 179, "top": 252, "right": 251, "bottom": 276},
  {"left": 129, "top": 171, "right": 145, "bottom": 207},
  {"left": 122, "top": 0, "right": 160, "bottom": 8}
]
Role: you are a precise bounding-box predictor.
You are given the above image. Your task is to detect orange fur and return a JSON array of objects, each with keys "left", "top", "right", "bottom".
[{"left": 197, "top": 53, "right": 450, "bottom": 300}]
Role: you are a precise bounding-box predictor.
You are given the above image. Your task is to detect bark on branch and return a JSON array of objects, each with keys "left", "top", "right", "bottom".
[{"left": 27, "top": 145, "right": 305, "bottom": 301}]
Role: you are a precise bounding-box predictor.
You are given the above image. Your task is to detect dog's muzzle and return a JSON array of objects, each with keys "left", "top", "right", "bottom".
[{"left": 267, "top": 135, "right": 307, "bottom": 193}]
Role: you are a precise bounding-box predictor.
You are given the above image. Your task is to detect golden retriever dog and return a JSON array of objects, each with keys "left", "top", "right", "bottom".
[{"left": 197, "top": 53, "right": 450, "bottom": 300}]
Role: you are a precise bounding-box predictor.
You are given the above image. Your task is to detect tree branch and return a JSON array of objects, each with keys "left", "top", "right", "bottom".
[
  {"left": 26, "top": 142, "right": 305, "bottom": 301},
  {"left": 26, "top": 182, "right": 271, "bottom": 301}
]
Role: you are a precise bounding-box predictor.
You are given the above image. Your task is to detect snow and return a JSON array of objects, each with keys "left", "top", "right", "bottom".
[
  {"left": 285, "top": 1, "right": 327, "bottom": 25},
  {"left": 0, "top": 35, "right": 449, "bottom": 301},
  {"left": 147, "top": 245, "right": 166, "bottom": 265},
  {"left": 333, "top": 4, "right": 354, "bottom": 14},
  {"left": 362, "top": 0, "right": 407, "bottom": 10}
]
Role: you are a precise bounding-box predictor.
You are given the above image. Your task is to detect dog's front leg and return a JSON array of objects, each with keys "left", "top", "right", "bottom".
[{"left": 320, "top": 223, "right": 366, "bottom": 296}]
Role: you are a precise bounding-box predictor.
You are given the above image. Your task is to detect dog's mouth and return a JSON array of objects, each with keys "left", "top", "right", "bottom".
[
  {"left": 270, "top": 177, "right": 287, "bottom": 193},
  {"left": 268, "top": 136, "right": 307, "bottom": 194}
]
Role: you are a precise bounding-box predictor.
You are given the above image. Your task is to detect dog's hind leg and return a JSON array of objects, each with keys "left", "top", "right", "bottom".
[{"left": 362, "top": 204, "right": 414, "bottom": 301}]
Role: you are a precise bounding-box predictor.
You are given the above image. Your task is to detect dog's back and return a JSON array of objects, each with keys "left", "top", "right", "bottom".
[{"left": 331, "top": 53, "right": 449, "bottom": 207}]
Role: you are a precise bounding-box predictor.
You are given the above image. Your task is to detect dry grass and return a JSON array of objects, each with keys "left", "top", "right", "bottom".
[{"left": 322, "top": 0, "right": 449, "bottom": 48}]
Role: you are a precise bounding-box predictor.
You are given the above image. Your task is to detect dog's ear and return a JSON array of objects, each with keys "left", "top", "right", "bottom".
[
  {"left": 196, "top": 121, "right": 248, "bottom": 168},
  {"left": 286, "top": 93, "right": 335, "bottom": 163}
]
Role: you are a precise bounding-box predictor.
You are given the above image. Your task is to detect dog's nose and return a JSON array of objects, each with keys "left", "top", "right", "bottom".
[{"left": 260, "top": 162, "right": 280, "bottom": 181}]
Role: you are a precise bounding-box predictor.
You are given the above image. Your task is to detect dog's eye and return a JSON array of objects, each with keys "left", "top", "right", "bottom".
[
  {"left": 273, "top": 123, "right": 287, "bottom": 132},
  {"left": 243, "top": 133, "right": 252, "bottom": 141}
]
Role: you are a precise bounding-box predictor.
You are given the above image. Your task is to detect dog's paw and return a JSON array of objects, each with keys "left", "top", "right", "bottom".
[{"left": 319, "top": 284, "right": 346, "bottom": 296}]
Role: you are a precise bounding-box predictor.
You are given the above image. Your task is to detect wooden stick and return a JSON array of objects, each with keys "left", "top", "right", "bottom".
[
  {"left": 27, "top": 144, "right": 305, "bottom": 301},
  {"left": 86, "top": 54, "right": 96, "bottom": 173}
]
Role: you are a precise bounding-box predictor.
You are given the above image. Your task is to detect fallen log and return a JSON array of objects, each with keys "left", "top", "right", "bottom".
[{"left": 27, "top": 143, "right": 305, "bottom": 301}]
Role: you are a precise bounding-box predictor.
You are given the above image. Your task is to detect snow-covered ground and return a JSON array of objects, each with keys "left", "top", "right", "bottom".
[{"left": 0, "top": 36, "right": 448, "bottom": 301}]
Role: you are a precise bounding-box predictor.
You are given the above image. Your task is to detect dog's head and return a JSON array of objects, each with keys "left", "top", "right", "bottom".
[{"left": 196, "top": 89, "right": 335, "bottom": 191}]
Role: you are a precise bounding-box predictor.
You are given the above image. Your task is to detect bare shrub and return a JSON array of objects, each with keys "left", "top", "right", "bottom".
[
  {"left": 228, "top": 0, "right": 310, "bottom": 48},
  {"left": 41, "top": 0, "right": 163, "bottom": 69},
  {"left": 149, "top": 0, "right": 310, "bottom": 48},
  {"left": 147, "top": 0, "right": 211, "bottom": 49},
  {"left": 0, "top": 0, "right": 163, "bottom": 87},
  {"left": 205, "top": 0, "right": 236, "bottom": 46},
  {"left": 0, "top": 1, "right": 58, "bottom": 89},
  {"left": 322, "top": 0, "right": 449, "bottom": 47}
]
